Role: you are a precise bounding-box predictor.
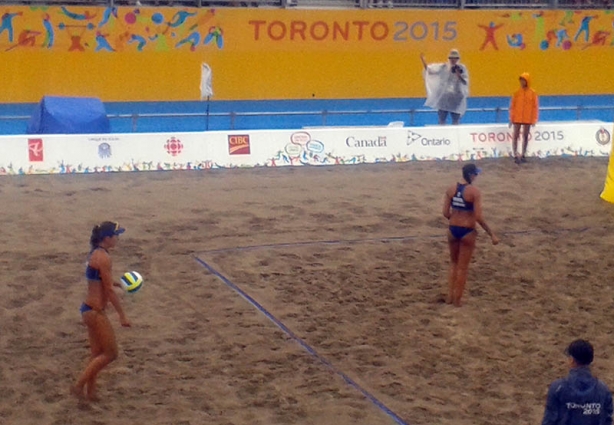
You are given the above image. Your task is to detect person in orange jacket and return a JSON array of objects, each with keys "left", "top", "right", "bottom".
[{"left": 509, "top": 72, "right": 539, "bottom": 164}]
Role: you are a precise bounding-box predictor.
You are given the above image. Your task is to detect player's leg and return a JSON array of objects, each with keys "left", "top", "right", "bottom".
[
  {"left": 73, "top": 312, "right": 118, "bottom": 401},
  {"left": 453, "top": 231, "right": 477, "bottom": 306},
  {"left": 447, "top": 230, "right": 461, "bottom": 304}
]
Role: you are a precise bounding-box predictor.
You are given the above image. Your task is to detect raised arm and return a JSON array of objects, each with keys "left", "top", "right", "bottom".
[{"left": 420, "top": 53, "right": 427, "bottom": 71}]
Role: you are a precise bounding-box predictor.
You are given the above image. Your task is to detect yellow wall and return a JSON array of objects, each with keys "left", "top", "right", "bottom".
[{"left": 1, "top": 6, "right": 613, "bottom": 102}]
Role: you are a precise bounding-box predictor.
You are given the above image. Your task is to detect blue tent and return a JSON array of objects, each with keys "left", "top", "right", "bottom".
[{"left": 27, "top": 96, "right": 111, "bottom": 135}]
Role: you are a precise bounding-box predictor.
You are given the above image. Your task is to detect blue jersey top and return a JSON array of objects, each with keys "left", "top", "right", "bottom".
[
  {"left": 85, "top": 247, "right": 107, "bottom": 282},
  {"left": 451, "top": 183, "right": 474, "bottom": 211}
]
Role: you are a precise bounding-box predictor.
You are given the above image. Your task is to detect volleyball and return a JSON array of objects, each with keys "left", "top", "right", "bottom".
[{"left": 120, "top": 271, "right": 144, "bottom": 293}]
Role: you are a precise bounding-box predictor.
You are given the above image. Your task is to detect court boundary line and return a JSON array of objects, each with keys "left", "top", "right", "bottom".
[
  {"left": 200, "top": 225, "right": 598, "bottom": 255},
  {"left": 194, "top": 255, "right": 410, "bottom": 425}
]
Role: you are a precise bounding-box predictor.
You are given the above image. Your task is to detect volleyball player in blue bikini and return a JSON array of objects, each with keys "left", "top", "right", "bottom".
[
  {"left": 442, "top": 164, "right": 499, "bottom": 307},
  {"left": 71, "top": 221, "right": 130, "bottom": 402}
]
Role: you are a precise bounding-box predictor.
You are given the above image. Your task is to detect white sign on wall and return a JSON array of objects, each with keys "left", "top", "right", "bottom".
[{"left": 0, "top": 121, "right": 610, "bottom": 175}]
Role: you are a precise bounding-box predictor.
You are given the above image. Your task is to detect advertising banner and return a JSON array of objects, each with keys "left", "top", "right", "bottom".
[{"left": 0, "top": 122, "right": 610, "bottom": 175}]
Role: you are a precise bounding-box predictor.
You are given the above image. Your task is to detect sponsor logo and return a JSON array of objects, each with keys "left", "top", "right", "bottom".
[
  {"left": 406, "top": 130, "right": 421, "bottom": 146},
  {"left": 164, "top": 137, "right": 183, "bottom": 156},
  {"left": 228, "top": 135, "right": 251, "bottom": 155},
  {"left": 28, "top": 138, "right": 43, "bottom": 162},
  {"left": 346, "top": 136, "right": 387, "bottom": 148},
  {"left": 406, "top": 131, "right": 451, "bottom": 146},
  {"left": 98, "top": 143, "right": 112, "bottom": 159},
  {"left": 596, "top": 127, "right": 611, "bottom": 146}
]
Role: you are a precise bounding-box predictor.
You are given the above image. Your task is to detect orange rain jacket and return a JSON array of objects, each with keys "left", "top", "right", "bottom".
[{"left": 510, "top": 72, "right": 539, "bottom": 125}]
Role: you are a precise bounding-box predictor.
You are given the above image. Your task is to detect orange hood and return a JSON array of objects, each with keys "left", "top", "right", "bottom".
[{"left": 520, "top": 72, "right": 531, "bottom": 87}]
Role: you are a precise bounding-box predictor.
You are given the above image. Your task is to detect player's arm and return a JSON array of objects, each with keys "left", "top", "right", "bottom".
[
  {"left": 442, "top": 188, "right": 452, "bottom": 220},
  {"left": 473, "top": 189, "right": 499, "bottom": 245},
  {"left": 98, "top": 254, "right": 131, "bottom": 327}
]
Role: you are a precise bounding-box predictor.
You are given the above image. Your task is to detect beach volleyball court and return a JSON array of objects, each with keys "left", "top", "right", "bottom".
[{"left": 2, "top": 157, "right": 614, "bottom": 425}]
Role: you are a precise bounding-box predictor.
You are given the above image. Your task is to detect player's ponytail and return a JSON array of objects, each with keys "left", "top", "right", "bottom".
[
  {"left": 462, "top": 168, "right": 472, "bottom": 184},
  {"left": 90, "top": 225, "right": 102, "bottom": 250}
]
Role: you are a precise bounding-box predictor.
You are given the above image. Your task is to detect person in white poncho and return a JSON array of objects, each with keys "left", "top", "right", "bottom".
[{"left": 420, "top": 49, "right": 469, "bottom": 125}]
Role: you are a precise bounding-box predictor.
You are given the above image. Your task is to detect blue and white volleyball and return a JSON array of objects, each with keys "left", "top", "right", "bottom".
[{"left": 120, "top": 271, "right": 144, "bottom": 293}]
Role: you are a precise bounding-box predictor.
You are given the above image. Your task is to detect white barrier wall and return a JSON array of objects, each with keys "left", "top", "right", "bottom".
[{"left": 0, "top": 122, "right": 611, "bottom": 175}]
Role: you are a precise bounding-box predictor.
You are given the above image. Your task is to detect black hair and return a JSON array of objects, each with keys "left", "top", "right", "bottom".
[
  {"left": 462, "top": 164, "right": 479, "bottom": 184},
  {"left": 567, "top": 339, "right": 594, "bottom": 366},
  {"left": 90, "top": 221, "right": 117, "bottom": 250},
  {"left": 462, "top": 169, "right": 472, "bottom": 184}
]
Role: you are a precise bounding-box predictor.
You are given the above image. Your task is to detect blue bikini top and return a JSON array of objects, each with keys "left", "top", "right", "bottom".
[
  {"left": 85, "top": 247, "right": 108, "bottom": 282},
  {"left": 451, "top": 183, "right": 474, "bottom": 211}
]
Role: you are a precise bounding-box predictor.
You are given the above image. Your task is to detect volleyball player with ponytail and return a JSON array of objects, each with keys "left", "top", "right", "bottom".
[
  {"left": 71, "top": 221, "right": 130, "bottom": 402},
  {"left": 442, "top": 164, "right": 499, "bottom": 307}
]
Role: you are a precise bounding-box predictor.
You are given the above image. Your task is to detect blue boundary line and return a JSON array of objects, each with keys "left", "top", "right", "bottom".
[
  {"left": 200, "top": 225, "right": 596, "bottom": 255},
  {"left": 194, "top": 255, "right": 410, "bottom": 425}
]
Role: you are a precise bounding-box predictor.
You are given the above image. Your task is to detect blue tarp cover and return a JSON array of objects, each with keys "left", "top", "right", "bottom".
[{"left": 27, "top": 96, "right": 111, "bottom": 135}]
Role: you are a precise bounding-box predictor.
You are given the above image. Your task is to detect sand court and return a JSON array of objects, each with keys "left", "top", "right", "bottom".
[{"left": 2, "top": 157, "right": 614, "bottom": 425}]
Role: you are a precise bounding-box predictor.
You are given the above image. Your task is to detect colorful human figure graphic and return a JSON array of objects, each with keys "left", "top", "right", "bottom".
[
  {"left": 168, "top": 10, "right": 196, "bottom": 28},
  {"left": 188, "top": 9, "right": 215, "bottom": 31},
  {"left": 533, "top": 11, "right": 547, "bottom": 45},
  {"left": 204, "top": 26, "right": 223, "bottom": 49},
  {"left": 478, "top": 22, "right": 504, "bottom": 50},
  {"left": 506, "top": 33, "right": 526, "bottom": 49},
  {"left": 0, "top": 12, "right": 23, "bottom": 43},
  {"left": 559, "top": 10, "right": 575, "bottom": 26},
  {"left": 582, "top": 30, "right": 610, "bottom": 49},
  {"left": 147, "top": 31, "right": 170, "bottom": 51},
  {"left": 128, "top": 34, "right": 147, "bottom": 51},
  {"left": 556, "top": 27, "right": 571, "bottom": 48},
  {"left": 574, "top": 15, "right": 597, "bottom": 43},
  {"left": 98, "top": 7, "right": 118, "bottom": 29},
  {"left": 95, "top": 31, "right": 114, "bottom": 51},
  {"left": 60, "top": 6, "right": 97, "bottom": 21},
  {"left": 6, "top": 29, "right": 41, "bottom": 51},
  {"left": 42, "top": 13, "right": 54, "bottom": 48},
  {"left": 64, "top": 25, "right": 88, "bottom": 51},
  {"left": 176, "top": 31, "right": 200, "bottom": 50}
]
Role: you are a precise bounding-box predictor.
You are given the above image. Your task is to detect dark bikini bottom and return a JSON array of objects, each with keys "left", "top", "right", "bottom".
[
  {"left": 80, "top": 303, "right": 94, "bottom": 314},
  {"left": 449, "top": 225, "right": 475, "bottom": 240}
]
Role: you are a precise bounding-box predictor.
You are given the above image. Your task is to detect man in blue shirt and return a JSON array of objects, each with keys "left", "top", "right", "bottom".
[{"left": 542, "top": 339, "right": 613, "bottom": 425}]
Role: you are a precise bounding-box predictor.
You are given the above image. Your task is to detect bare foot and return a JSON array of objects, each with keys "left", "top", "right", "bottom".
[
  {"left": 445, "top": 295, "right": 453, "bottom": 304},
  {"left": 70, "top": 385, "right": 85, "bottom": 401},
  {"left": 86, "top": 392, "right": 100, "bottom": 402},
  {"left": 433, "top": 293, "right": 448, "bottom": 304}
]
